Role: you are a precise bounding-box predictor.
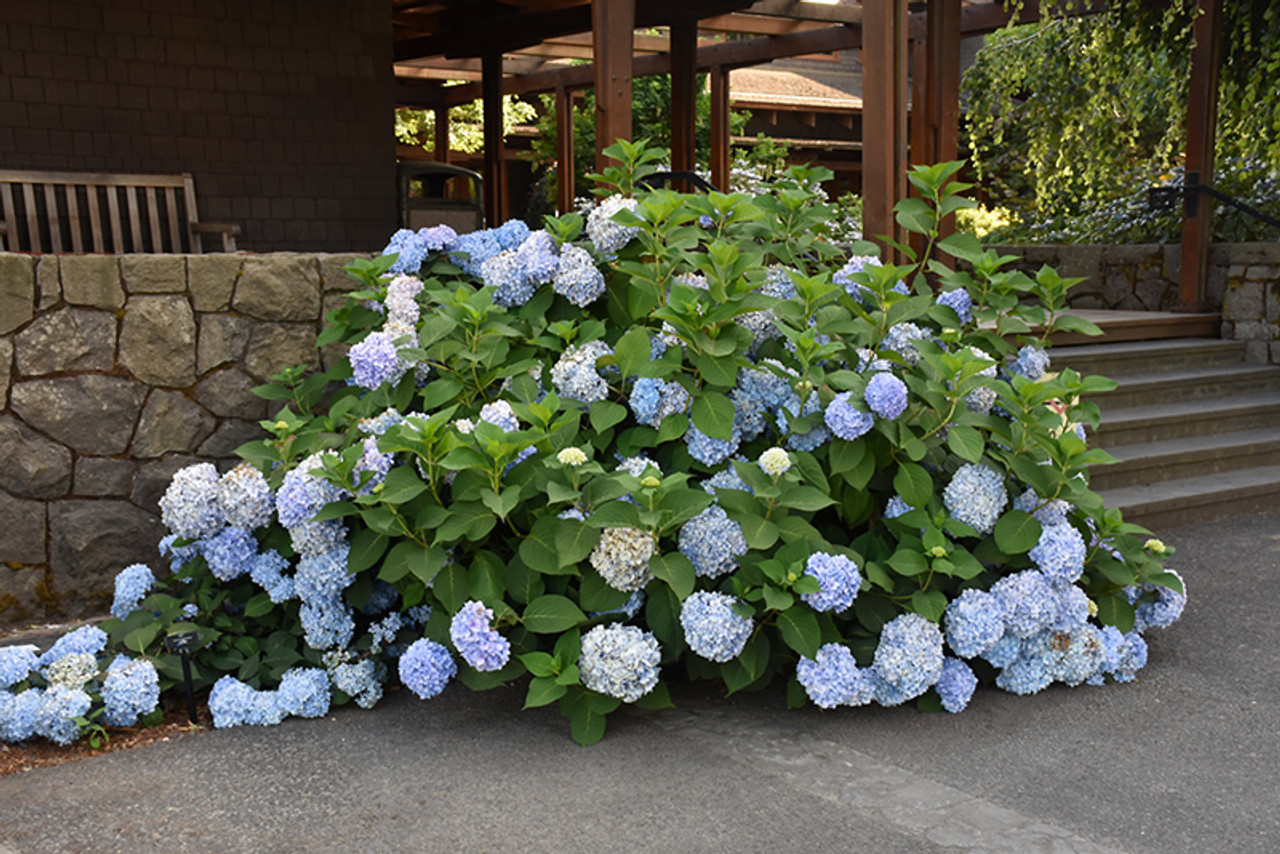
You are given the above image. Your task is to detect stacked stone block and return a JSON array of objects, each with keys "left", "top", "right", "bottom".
[
  {"left": 1220, "top": 245, "right": 1280, "bottom": 365},
  {"left": 0, "top": 251, "right": 364, "bottom": 626}
]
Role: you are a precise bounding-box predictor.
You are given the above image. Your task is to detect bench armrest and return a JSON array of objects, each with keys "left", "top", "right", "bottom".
[{"left": 190, "top": 222, "right": 241, "bottom": 252}]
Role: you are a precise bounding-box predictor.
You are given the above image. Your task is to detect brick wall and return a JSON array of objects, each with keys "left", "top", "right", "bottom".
[{"left": 0, "top": 0, "right": 396, "bottom": 252}]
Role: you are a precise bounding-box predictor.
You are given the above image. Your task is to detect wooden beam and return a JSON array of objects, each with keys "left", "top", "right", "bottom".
[
  {"left": 670, "top": 14, "right": 698, "bottom": 177},
  {"left": 1178, "top": 0, "right": 1223, "bottom": 312},
  {"left": 593, "top": 0, "right": 634, "bottom": 171},
  {"left": 556, "top": 86, "right": 576, "bottom": 213},
  {"left": 745, "top": 0, "right": 861, "bottom": 25},
  {"left": 482, "top": 48, "right": 507, "bottom": 226},
  {"left": 862, "top": 0, "right": 909, "bottom": 258},
  {"left": 434, "top": 105, "right": 450, "bottom": 163},
  {"left": 710, "top": 64, "right": 731, "bottom": 191},
  {"left": 699, "top": 12, "right": 828, "bottom": 36}
]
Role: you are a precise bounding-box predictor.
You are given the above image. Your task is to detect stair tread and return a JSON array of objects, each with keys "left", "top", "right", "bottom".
[
  {"left": 1097, "top": 464, "right": 1280, "bottom": 509},
  {"left": 1095, "top": 391, "right": 1280, "bottom": 424},
  {"left": 1101, "top": 426, "right": 1280, "bottom": 463},
  {"left": 1095, "top": 363, "right": 1280, "bottom": 386},
  {"left": 1051, "top": 337, "right": 1242, "bottom": 360}
]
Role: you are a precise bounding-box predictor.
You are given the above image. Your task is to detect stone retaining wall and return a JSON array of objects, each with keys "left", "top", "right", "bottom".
[
  {"left": 988, "top": 242, "right": 1280, "bottom": 363},
  {"left": 0, "top": 252, "right": 363, "bottom": 627}
]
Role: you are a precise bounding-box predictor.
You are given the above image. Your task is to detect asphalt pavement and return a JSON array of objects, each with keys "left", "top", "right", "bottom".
[{"left": 2, "top": 507, "right": 1278, "bottom": 854}]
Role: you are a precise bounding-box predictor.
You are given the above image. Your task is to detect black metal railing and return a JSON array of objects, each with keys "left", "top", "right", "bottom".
[{"left": 1148, "top": 171, "right": 1280, "bottom": 231}]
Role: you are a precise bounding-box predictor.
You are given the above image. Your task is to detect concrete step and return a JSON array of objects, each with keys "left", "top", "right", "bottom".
[
  {"left": 1086, "top": 363, "right": 1280, "bottom": 410},
  {"left": 1045, "top": 310, "right": 1220, "bottom": 346},
  {"left": 1089, "top": 427, "right": 1280, "bottom": 491},
  {"left": 1097, "top": 464, "right": 1280, "bottom": 531},
  {"left": 1089, "top": 392, "right": 1280, "bottom": 446},
  {"left": 1052, "top": 337, "right": 1246, "bottom": 377}
]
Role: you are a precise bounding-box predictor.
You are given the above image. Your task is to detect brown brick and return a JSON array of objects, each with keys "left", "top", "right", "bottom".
[{"left": 11, "top": 76, "right": 44, "bottom": 102}]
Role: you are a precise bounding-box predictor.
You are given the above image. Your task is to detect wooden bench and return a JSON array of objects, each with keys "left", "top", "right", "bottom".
[{"left": 0, "top": 169, "right": 240, "bottom": 254}]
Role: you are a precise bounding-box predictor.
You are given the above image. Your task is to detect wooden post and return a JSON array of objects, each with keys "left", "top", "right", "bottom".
[
  {"left": 909, "top": 0, "right": 961, "bottom": 262},
  {"left": 709, "top": 64, "right": 731, "bottom": 192},
  {"left": 862, "top": 0, "right": 910, "bottom": 259},
  {"left": 592, "top": 0, "right": 634, "bottom": 173},
  {"left": 670, "top": 14, "right": 698, "bottom": 185},
  {"left": 556, "top": 86, "right": 576, "bottom": 214},
  {"left": 1177, "top": 0, "right": 1223, "bottom": 312},
  {"left": 434, "top": 106, "right": 450, "bottom": 164},
  {"left": 482, "top": 48, "right": 507, "bottom": 226}
]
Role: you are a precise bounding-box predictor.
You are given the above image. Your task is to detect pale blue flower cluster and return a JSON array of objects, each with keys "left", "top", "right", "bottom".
[
  {"left": 250, "top": 549, "right": 295, "bottom": 603},
  {"left": 35, "top": 686, "right": 91, "bottom": 745},
  {"left": 111, "top": 563, "right": 155, "bottom": 619},
  {"left": 1009, "top": 344, "right": 1051, "bottom": 380},
  {"left": 679, "top": 591, "right": 753, "bottom": 663},
  {"left": 159, "top": 462, "right": 223, "bottom": 540},
  {"left": 450, "top": 600, "right": 511, "bottom": 671},
  {"left": 210, "top": 670, "right": 329, "bottom": 728},
  {"left": 200, "top": 526, "right": 258, "bottom": 581},
  {"left": 381, "top": 228, "right": 428, "bottom": 274},
  {"left": 833, "top": 255, "right": 882, "bottom": 304},
  {"left": 516, "top": 230, "right": 560, "bottom": 283},
  {"left": 479, "top": 400, "right": 520, "bottom": 432},
  {"left": 299, "top": 595, "right": 355, "bottom": 651},
  {"left": 883, "top": 495, "right": 911, "bottom": 519},
  {"left": 796, "top": 643, "right": 875, "bottom": 708},
  {"left": 101, "top": 655, "right": 160, "bottom": 726},
  {"left": 417, "top": 224, "right": 457, "bottom": 252},
  {"left": 384, "top": 275, "right": 424, "bottom": 325},
  {"left": 358, "top": 408, "right": 406, "bottom": 436},
  {"left": 864, "top": 372, "right": 908, "bottom": 419},
  {"left": 801, "top": 552, "right": 862, "bottom": 613},
  {"left": 880, "top": 322, "right": 927, "bottom": 366},
  {"left": 495, "top": 218, "right": 530, "bottom": 250},
  {"left": 551, "top": 340, "right": 613, "bottom": 403},
  {"left": 780, "top": 392, "right": 830, "bottom": 452},
  {"left": 731, "top": 362, "right": 793, "bottom": 442},
  {"left": 686, "top": 421, "right": 742, "bottom": 465},
  {"left": 936, "top": 657, "right": 978, "bottom": 712},
  {"left": 330, "top": 658, "right": 384, "bottom": 709},
  {"left": 678, "top": 506, "right": 748, "bottom": 579},
  {"left": 943, "top": 463, "right": 1007, "bottom": 535},
  {"left": 482, "top": 249, "right": 535, "bottom": 308},
  {"left": 1126, "top": 571, "right": 1187, "bottom": 631},
  {"left": 944, "top": 588, "right": 1008, "bottom": 658},
  {"left": 349, "top": 330, "right": 402, "bottom": 389},
  {"left": 1030, "top": 523, "right": 1086, "bottom": 584},
  {"left": 1014, "top": 488, "right": 1071, "bottom": 527},
  {"left": 449, "top": 229, "right": 502, "bottom": 277},
  {"left": 38, "top": 625, "right": 107, "bottom": 669},
  {"left": 628, "top": 377, "right": 689, "bottom": 427},
  {"left": 217, "top": 464, "right": 273, "bottom": 530},
  {"left": 586, "top": 195, "right": 640, "bottom": 254},
  {"left": 1, "top": 687, "right": 44, "bottom": 742},
  {"left": 275, "top": 452, "right": 348, "bottom": 555},
  {"left": 0, "top": 646, "right": 38, "bottom": 689},
  {"left": 578, "top": 623, "right": 660, "bottom": 702},
  {"left": 936, "top": 288, "right": 973, "bottom": 324},
  {"left": 990, "top": 570, "right": 1059, "bottom": 638},
  {"left": 352, "top": 435, "right": 394, "bottom": 496},
  {"left": 399, "top": 639, "right": 457, "bottom": 699},
  {"left": 872, "top": 613, "right": 944, "bottom": 706},
  {"left": 553, "top": 243, "right": 607, "bottom": 307},
  {"left": 277, "top": 667, "right": 331, "bottom": 718},
  {"left": 702, "top": 467, "right": 752, "bottom": 497},
  {"left": 824, "top": 391, "right": 875, "bottom": 441}
]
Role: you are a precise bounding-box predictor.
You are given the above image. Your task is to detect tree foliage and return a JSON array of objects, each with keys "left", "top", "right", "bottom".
[
  {"left": 397, "top": 97, "right": 538, "bottom": 155},
  {"left": 962, "top": 1, "right": 1280, "bottom": 243}
]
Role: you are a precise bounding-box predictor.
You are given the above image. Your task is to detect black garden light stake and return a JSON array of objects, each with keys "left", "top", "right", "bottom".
[{"left": 164, "top": 631, "right": 200, "bottom": 724}]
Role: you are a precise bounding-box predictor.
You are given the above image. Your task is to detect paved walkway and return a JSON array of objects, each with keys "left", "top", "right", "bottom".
[{"left": 2, "top": 508, "right": 1278, "bottom": 854}]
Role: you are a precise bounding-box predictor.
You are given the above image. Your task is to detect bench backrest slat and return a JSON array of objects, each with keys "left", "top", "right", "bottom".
[
  {"left": 126, "top": 187, "right": 143, "bottom": 252},
  {"left": 65, "top": 185, "right": 84, "bottom": 253},
  {"left": 85, "top": 186, "right": 104, "bottom": 252},
  {"left": 105, "top": 185, "right": 124, "bottom": 251},
  {"left": 0, "top": 184, "right": 15, "bottom": 252},
  {"left": 165, "top": 187, "right": 182, "bottom": 251},
  {"left": 44, "top": 184, "right": 63, "bottom": 253},
  {"left": 22, "top": 183, "right": 41, "bottom": 253}
]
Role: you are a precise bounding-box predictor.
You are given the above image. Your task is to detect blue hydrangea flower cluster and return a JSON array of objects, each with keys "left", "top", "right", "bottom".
[
  {"left": 880, "top": 322, "right": 927, "bottom": 366},
  {"left": 589, "top": 527, "right": 655, "bottom": 592},
  {"left": 678, "top": 505, "right": 748, "bottom": 579},
  {"left": 824, "top": 391, "right": 875, "bottom": 441},
  {"left": 1029, "top": 523, "right": 1087, "bottom": 584},
  {"left": 796, "top": 643, "right": 875, "bottom": 708},
  {"left": 872, "top": 613, "right": 944, "bottom": 706},
  {"left": 578, "top": 623, "right": 661, "bottom": 703},
  {"left": 1009, "top": 344, "right": 1051, "bottom": 380},
  {"left": 833, "top": 254, "right": 881, "bottom": 304},
  {"left": 628, "top": 377, "right": 689, "bottom": 427},
  {"left": 991, "top": 570, "right": 1059, "bottom": 638},
  {"left": 449, "top": 229, "right": 502, "bottom": 277},
  {"left": 101, "top": 655, "right": 160, "bottom": 726},
  {"left": 702, "top": 467, "right": 752, "bottom": 497},
  {"left": 1126, "top": 571, "right": 1187, "bottom": 631},
  {"left": 398, "top": 639, "right": 457, "bottom": 699},
  {"left": 1, "top": 687, "right": 44, "bottom": 742},
  {"left": 936, "top": 288, "right": 974, "bottom": 324},
  {"left": 450, "top": 600, "right": 511, "bottom": 672},
  {"left": 418, "top": 224, "right": 457, "bottom": 252},
  {"left": 381, "top": 228, "right": 428, "bottom": 274},
  {"left": 679, "top": 591, "right": 753, "bottom": 663},
  {"left": 864, "top": 372, "right": 908, "bottom": 419},
  {"left": 494, "top": 218, "right": 530, "bottom": 250},
  {"left": 551, "top": 340, "right": 613, "bottom": 403},
  {"left": 111, "top": 563, "right": 155, "bottom": 619},
  {"left": 686, "top": 421, "right": 742, "bottom": 465},
  {"left": 944, "top": 588, "right": 1007, "bottom": 658},
  {"left": 943, "top": 463, "right": 1007, "bottom": 535},
  {"left": 352, "top": 435, "right": 394, "bottom": 496},
  {"left": 0, "top": 646, "right": 38, "bottom": 690},
  {"left": 553, "top": 243, "right": 607, "bottom": 306},
  {"left": 217, "top": 464, "right": 273, "bottom": 530},
  {"left": 348, "top": 331, "right": 403, "bottom": 389},
  {"left": 43, "top": 653, "right": 97, "bottom": 690},
  {"left": 936, "top": 657, "right": 978, "bottom": 712},
  {"left": 277, "top": 667, "right": 331, "bottom": 718},
  {"left": 479, "top": 400, "right": 520, "bottom": 432},
  {"left": 801, "top": 552, "right": 862, "bottom": 613},
  {"left": 250, "top": 549, "right": 295, "bottom": 603},
  {"left": 38, "top": 625, "right": 107, "bottom": 669},
  {"left": 586, "top": 195, "right": 640, "bottom": 254},
  {"left": 480, "top": 249, "right": 533, "bottom": 308},
  {"left": 1014, "top": 488, "right": 1071, "bottom": 527},
  {"left": 516, "top": 229, "right": 560, "bottom": 283},
  {"left": 159, "top": 462, "right": 223, "bottom": 540},
  {"left": 299, "top": 595, "right": 355, "bottom": 651},
  {"left": 731, "top": 361, "right": 794, "bottom": 442},
  {"left": 329, "top": 658, "right": 384, "bottom": 709},
  {"left": 201, "top": 526, "right": 258, "bottom": 581},
  {"left": 384, "top": 274, "right": 424, "bottom": 325},
  {"left": 35, "top": 686, "right": 92, "bottom": 745},
  {"left": 780, "top": 392, "right": 830, "bottom": 452},
  {"left": 358, "top": 407, "right": 406, "bottom": 436}
]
